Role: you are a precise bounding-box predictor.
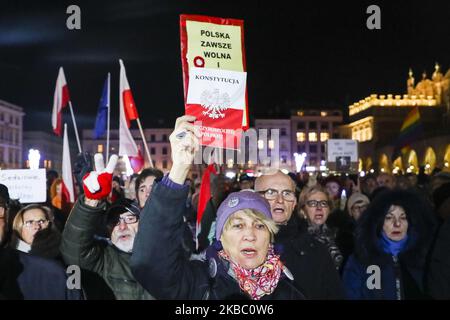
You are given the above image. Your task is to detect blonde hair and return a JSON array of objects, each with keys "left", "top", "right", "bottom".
[
  {"left": 221, "top": 208, "right": 278, "bottom": 243},
  {"left": 298, "top": 185, "right": 333, "bottom": 218},
  {"left": 12, "top": 204, "right": 53, "bottom": 238}
]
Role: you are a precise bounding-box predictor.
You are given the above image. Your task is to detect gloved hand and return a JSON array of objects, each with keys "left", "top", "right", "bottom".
[
  {"left": 83, "top": 154, "right": 118, "bottom": 200},
  {"left": 73, "top": 152, "right": 93, "bottom": 196}
]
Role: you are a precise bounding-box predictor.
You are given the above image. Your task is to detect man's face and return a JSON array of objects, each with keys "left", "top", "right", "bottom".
[
  {"left": 255, "top": 172, "right": 297, "bottom": 224},
  {"left": 138, "top": 176, "right": 156, "bottom": 208},
  {"left": 377, "top": 173, "right": 395, "bottom": 189},
  {"left": 111, "top": 212, "right": 139, "bottom": 253}
]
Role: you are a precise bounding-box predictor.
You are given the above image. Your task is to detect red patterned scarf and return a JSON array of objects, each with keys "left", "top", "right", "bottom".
[{"left": 218, "top": 245, "right": 283, "bottom": 300}]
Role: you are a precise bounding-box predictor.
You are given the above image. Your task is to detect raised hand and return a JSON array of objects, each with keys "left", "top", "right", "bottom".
[
  {"left": 168, "top": 115, "right": 200, "bottom": 184},
  {"left": 83, "top": 153, "right": 118, "bottom": 200}
]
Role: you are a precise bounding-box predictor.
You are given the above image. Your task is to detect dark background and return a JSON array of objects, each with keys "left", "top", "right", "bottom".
[{"left": 0, "top": 0, "right": 449, "bottom": 133}]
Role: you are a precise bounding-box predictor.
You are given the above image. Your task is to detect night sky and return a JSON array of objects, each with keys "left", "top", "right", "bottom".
[{"left": 0, "top": 0, "right": 449, "bottom": 134}]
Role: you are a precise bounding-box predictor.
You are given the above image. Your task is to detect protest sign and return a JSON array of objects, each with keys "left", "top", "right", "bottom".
[
  {"left": 326, "top": 139, "right": 359, "bottom": 172},
  {"left": 180, "top": 14, "right": 248, "bottom": 149},
  {"left": 0, "top": 169, "right": 47, "bottom": 203}
]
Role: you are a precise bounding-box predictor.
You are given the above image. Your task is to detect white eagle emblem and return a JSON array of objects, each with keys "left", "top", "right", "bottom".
[{"left": 200, "top": 88, "right": 230, "bottom": 119}]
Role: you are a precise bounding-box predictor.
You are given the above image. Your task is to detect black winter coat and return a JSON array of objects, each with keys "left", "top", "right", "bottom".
[
  {"left": 275, "top": 215, "right": 346, "bottom": 299},
  {"left": 131, "top": 181, "right": 305, "bottom": 300}
]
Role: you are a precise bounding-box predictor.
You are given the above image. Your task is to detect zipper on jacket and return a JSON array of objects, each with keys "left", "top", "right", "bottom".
[{"left": 392, "top": 255, "right": 403, "bottom": 300}]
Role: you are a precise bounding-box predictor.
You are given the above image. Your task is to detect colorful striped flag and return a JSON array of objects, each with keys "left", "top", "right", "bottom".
[{"left": 392, "top": 107, "right": 422, "bottom": 160}]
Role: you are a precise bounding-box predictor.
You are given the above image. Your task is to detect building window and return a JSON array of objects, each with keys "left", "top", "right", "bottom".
[
  {"left": 280, "top": 128, "right": 287, "bottom": 136},
  {"left": 308, "top": 132, "right": 318, "bottom": 142},
  {"left": 281, "top": 143, "right": 287, "bottom": 151},
  {"left": 321, "top": 122, "right": 329, "bottom": 130},
  {"left": 297, "top": 145, "right": 305, "bottom": 153},
  {"left": 296, "top": 132, "right": 306, "bottom": 142},
  {"left": 309, "top": 122, "right": 317, "bottom": 130},
  {"left": 310, "top": 144, "right": 318, "bottom": 153},
  {"left": 162, "top": 134, "right": 168, "bottom": 141},
  {"left": 258, "top": 140, "right": 264, "bottom": 150},
  {"left": 150, "top": 147, "right": 156, "bottom": 155},
  {"left": 268, "top": 140, "right": 275, "bottom": 150},
  {"left": 321, "top": 144, "right": 326, "bottom": 153},
  {"left": 162, "top": 147, "right": 167, "bottom": 155},
  {"left": 297, "top": 122, "right": 305, "bottom": 130},
  {"left": 162, "top": 160, "right": 168, "bottom": 169},
  {"left": 320, "top": 132, "right": 329, "bottom": 142},
  {"left": 97, "top": 144, "right": 103, "bottom": 153},
  {"left": 150, "top": 134, "right": 156, "bottom": 142}
]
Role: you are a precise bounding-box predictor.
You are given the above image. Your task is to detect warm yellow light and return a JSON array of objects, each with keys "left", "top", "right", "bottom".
[
  {"left": 308, "top": 132, "right": 317, "bottom": 142},
  {"left": 320, "top": 132, "right": 329, "bottom": 142},
  {"left": 258, "top": 140, "right": 264, "bottom": 150},
  {"left": 268, "top": 140, "right": 275, "bottom": 150},
  {"left": 296, "top": 132, "right": 306, "bottom": 142}
]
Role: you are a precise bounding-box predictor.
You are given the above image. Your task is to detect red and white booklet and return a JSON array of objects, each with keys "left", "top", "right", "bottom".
[{"left": 180, "top": 14, "right": 248, "bottom": 150}]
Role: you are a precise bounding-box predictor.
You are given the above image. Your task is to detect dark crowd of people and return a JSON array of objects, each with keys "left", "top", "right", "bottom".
[{"left": 1, "top": 115, "right": 449, "bottom": 300}]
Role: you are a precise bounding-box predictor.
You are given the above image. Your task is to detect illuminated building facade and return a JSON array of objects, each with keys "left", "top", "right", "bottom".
[{"left": 340, "top": 63, "right": 450, "bottom": 174}]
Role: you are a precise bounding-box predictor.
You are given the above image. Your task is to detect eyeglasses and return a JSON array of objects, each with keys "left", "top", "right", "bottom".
[
  {"left": 259, "top": 189, "right": 296, "bottom": 202},
  {"left": 116, "top": 215, "right": 139, "bottom": 225},
  {"left": 306, "top": 200, "right": 330, "bottom": 208},
  {"left": 24, "top": 219, "right": 49, "bottom": 228}
]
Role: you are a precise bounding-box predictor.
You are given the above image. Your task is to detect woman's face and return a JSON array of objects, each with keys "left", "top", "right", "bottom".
[
  {"left": 20, "top": 208, "right": 50, "bottom": 244},
  {"left": 303, "top": 191, "right": 331, "bottom": 226},
  {"left": 383, "top": 205, "right": 408, "bottom": 241},
  {"left": 221, "top": 210, "right": 270, "bottom": 270},
  {"left": 326, "top": 182, "right": 340, "bottom": 198},
  {"left": 138, "top": 176, "right": 156, "bottom": 208}
]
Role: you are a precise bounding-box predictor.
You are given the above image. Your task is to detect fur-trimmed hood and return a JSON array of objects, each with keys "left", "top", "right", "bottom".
[{"left": 354, "top": 189, "right": 436, "bottom": 267}]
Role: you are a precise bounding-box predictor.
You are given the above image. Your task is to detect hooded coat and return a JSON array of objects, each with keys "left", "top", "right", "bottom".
[{"left": 342, "top": 189, "right": 436, "bottom": 300}]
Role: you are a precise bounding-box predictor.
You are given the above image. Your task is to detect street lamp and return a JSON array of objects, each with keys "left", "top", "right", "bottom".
[{"left": 28, "top": 149, "right": 40, "bottom": 169}]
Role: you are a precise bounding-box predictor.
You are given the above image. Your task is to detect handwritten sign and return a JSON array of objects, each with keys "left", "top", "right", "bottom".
[
  {"left": 327, "top": 139, "right": 358, "bottom": 172},
  {"left": 0, "top": 169, "right": 47, "bottom": 203}
]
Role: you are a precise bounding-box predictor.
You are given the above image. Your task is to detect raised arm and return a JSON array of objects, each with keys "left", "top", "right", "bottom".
[{"left": 131, "top": 116, "right": 210, "bottom": 299}]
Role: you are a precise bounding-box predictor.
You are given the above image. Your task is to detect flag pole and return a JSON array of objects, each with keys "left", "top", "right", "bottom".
[
  {"left": 135, "top": 118, "right": 153, "bottom": 168},
  {"left": 106, "top": 72, "right": 111, "bottom": 160},
  {"left": 68, "top": 101, "right": 82, "bottom": 154}
]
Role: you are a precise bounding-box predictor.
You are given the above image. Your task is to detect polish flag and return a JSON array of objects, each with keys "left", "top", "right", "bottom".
[
  {"left": 51, "top": 67, "right": 70, "bottom": 136},
  {"left": 62, "top": 123, "right": 75, "bottom": 204},
  {"left": 118, "top": 59, "right": 140, "bottom": 168}
]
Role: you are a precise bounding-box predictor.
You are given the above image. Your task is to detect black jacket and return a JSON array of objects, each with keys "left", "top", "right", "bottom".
[
  {"left": 131, "top": 181, "right": 305, "bottom": 300},
  {"left": 428, "top": 217, "right": 450, "bottom": 299},
  {"left": 275, "top": 215, "right": 346, "bottom": 299},
  {"left": 0, "top": 247, "right": 83, "bottom": 300},
  {"left": 343, "top": 189, "right": 436, "bottom": 300}
]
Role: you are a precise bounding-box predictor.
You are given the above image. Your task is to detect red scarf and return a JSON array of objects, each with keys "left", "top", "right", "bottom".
[{"left": 218, "top": 245, "right": 283, "bottom": 300}]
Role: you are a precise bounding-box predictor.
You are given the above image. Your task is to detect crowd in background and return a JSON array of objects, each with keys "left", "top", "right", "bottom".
[{"left": 1, "top": 124, "right": 450, "bottom": 300}]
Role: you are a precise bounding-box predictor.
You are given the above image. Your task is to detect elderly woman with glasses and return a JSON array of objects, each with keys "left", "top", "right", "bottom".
[
  {"left": 298, "top": 185, "right": 344, "bottom": 271},
  {"left": 131, "top": 116, "right": 306, "bottom": 300}
]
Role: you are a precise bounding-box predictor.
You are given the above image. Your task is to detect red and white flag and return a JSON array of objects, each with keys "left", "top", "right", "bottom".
[
  {"left": 118, "top": 59, "right": 141, "bottom": 171},
  {"left": 62, "top": 123, "right": 75, "bottom": 204},
  {"left": 51, "top": 67, "right": 70, "bottom": 136}
]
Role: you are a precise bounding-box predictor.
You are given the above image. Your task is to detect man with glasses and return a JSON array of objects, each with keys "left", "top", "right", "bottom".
[
  {"left": 61, "top": 154, "right": 154, "bottom": 300},
  {"left": 255, "top": 170, "right": 345, "bottom": 299}
]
